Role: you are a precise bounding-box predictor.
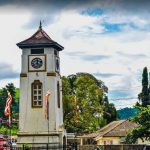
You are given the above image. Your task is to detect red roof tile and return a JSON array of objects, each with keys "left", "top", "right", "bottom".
[{"left": 17, "top": 27, "right": 64, "bottom": 51}]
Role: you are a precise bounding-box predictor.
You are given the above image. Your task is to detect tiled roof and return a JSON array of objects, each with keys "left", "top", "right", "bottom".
[
  {"left": 17, "top": 27, "right": 64, "bottom": 51},
  {"left": 81, "top": 120, "right": 138, "bottom": 141},
  {"left": 81, "top": 120, "right": 125, "bottom": 138},
  {"left": 103, "top": 120, "right": 138, "bottom": 137}
]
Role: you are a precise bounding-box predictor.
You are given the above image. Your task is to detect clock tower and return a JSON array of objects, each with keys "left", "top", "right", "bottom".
[{"left": 17, "top": 23, "right": 66, "bottom": 146}]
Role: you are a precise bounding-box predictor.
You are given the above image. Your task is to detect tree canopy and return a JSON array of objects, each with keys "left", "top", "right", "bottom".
[
  {"left": 62, "top": 73, "right": 117, "bottom": 134},
  {"left": 126, "top": 67, "right": 150, "bottom": 143},
  {"left": 138, "top": 67, "right": 150, "bottom": 106},
  {"left": 126, "top": 106, "right": 150, "bottom": 143}
]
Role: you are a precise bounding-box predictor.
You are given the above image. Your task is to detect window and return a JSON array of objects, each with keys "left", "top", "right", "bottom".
[
  {"left": 120, "top": 137, "right": 126, "bottom": 144},
  {"left": 31, "top": 49, "right": 44, "bottom": 54},
  {"left": 32, "top": 80, "right": 43, "bottom": 107},
  {"left": 110, "top": 141, "right": 113, "bottom": 145},
  {"left": 57, "top": 81, "right": 60, "bottom": 108}
]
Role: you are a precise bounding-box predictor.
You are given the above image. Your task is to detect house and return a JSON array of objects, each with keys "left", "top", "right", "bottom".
[{"left": 79, "top": 120, "right": 139, "bottom": 145}]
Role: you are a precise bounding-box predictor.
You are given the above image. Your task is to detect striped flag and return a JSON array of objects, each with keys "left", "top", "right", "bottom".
[
  {"left": 4, "top": 92, "right": 12, "bottom": 117},
  {"left": 74, "top": 96, "right": 78, "bottom": 124},
  {"left": 45, "top": 90, "right": 51, "bottom": 120}
]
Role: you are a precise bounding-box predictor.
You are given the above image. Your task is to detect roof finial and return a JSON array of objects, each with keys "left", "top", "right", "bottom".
[{"left": 39, "top": 20, "right": 42, "bottom": 29}]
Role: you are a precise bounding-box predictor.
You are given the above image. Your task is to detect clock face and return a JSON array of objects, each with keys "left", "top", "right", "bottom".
[
  {"left": 31, "top": 57, "right": 43, "bottom": 69},
  {"left": 28, "top": 55, "right": 46, "bottom": 72}
]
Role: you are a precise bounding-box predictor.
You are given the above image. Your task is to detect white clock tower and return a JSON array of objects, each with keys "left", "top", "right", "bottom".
[{"left": 17, "top": 23, "right": 66, "bottom": 146}]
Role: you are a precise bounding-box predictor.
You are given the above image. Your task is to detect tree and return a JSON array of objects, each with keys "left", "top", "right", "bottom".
[
  {"left": 75, "top": 74, "right": 104, "bottom": 133},
  {"left": 126, "top": 67, "right": 150, "bottom": 143},
  {"left": 62, "top": 73, "right": 117, "bottom": 133},
  {"left": 126, "top": 106, "right": 150, "bottom": 143},
  {"left": 103, "top": 101, "right": 117, "bottom": 123},
  {"left": 62, "top": 76, "right": 74, "bottom": 124},
  {"left": 138, "top": 67, "right": 150, "bottom": 106}
]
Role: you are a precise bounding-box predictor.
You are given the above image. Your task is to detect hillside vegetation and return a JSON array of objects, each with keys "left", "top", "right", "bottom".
[{"left": 117, "top": 107, "right": 138, "bottom": 119}]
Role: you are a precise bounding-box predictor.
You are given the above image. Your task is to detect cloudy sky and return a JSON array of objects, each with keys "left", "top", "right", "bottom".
[{"left": 0, "top": 0, "right": 150, "bottom": 109}]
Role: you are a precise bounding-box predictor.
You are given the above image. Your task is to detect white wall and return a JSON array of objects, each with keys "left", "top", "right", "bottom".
[{"left": 19, "top": 47, "right": 64, "bottom": 136}]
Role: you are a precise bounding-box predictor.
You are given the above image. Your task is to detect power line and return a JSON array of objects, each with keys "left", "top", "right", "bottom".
[
  {"left": 115, "top": 103, "right": 137, "bottom": 107},
  {"left": 109, "top": 86, "right": 141, "bottom": 92},
  {"left": 109, "top": 98, "right": 139, "bottom": 108},
  {"left": 109, "top": 97, "right": 138, "bottom": 101}
]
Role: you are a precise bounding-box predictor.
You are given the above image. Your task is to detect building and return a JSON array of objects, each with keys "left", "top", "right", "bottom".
[
  {"left": 16, "top": 23, "right": 66, "bottom": 146},
  {"left": 79, "top": 120, "right": 139, "bottom": 145}
]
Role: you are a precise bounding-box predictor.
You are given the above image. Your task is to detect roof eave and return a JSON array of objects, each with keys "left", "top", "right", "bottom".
[{"left": 16, "top": 43, "right": 64, "bottom": 51}]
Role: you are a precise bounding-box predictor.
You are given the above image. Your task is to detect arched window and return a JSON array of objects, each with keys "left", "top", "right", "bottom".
[{"left": 31, "top": 80, "right": 43, "bottom": 107}]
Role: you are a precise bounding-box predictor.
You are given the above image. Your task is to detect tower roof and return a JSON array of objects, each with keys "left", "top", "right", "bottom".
[{"left": 17, "top": 25, "right": 64, "bottom": 51}]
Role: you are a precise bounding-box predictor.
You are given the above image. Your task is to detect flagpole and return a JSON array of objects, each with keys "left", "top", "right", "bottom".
[
  {"left": 4, "top": 91, "right": 12, "bottom": 145},
  {"left": 9, "top": 101, "right": 12, "bottom": 147},
  {"left": 48, "top": 100, "right": 49, "bottom": 146},
  {"left": 74, "top": 95, "right": 78, "bottom": 150},
  {"left": 9, "top": 115, "right": 11, "bottom": 142},
  {"left": 45, "top": 90, "right": 51, "bottom": 149}
]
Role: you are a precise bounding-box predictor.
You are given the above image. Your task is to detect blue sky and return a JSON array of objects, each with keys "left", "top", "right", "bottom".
[{"left": 0, "top": 0, "right": 150, "bottom": 109}]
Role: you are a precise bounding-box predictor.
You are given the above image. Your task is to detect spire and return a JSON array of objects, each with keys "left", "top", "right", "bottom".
[
  {"left": 39, "top": 21, "right": 42, "bottom": 29},
  {"left": 17, "top": 21, "right": 64, "bottom": 51}
]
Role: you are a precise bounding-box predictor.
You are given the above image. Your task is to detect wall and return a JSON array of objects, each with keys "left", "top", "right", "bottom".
[{"left": 97, "top": 137, "right": 120, "bottom": 145}]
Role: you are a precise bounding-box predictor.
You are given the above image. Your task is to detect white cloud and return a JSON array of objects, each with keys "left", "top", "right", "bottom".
[
  {"left": 0, "top": 4, "right": 150, "bottom": 109},
  {"left": 110, "top": 98, "right": 138, "bottom": 110}
]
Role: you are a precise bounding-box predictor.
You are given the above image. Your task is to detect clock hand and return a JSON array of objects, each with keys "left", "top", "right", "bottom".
[{"left": 36, "top": 59, "right": 39, "bottom": 65}]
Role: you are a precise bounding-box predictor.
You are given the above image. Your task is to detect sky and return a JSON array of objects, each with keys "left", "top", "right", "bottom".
[{"left": 0, "top": 0, "right": 150, "bottom": 109}]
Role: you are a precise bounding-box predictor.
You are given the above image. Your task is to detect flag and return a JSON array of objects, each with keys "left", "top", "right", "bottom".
[
  {"left": 4, "top": 92, "right": 12, "bottom": 117},
  {"left": 74, "top": 96, "right": 78, "bottom": 124},
  {"left": 45, "top": 90, "right": 51, "bottom": 120}
]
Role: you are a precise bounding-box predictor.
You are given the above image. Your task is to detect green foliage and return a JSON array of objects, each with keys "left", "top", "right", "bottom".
[
  {"left": 126, "top": 68, "right": 150, "bottom": 143},
  {"left": 0, "top": 125, "right": 7, "bottom": 134},
  {"left": 62, "top": 73, "right": 117, "bottom": 134},
  {"left": 0, "top": 125, "right": 18, "bottom": 136},
  {"left": 102, "top": 97, "right": 117, "bottom": 123},
  {"left": 138, "top": 67, "right": 150, "bottom": 106},
  {"left": 14, "top": 88, "right": 19, "bottom": 102},
  {"left": 117, "top": 107, "right": 138, "bottom": 119},
  {"left": 0, "top": 83, "right": 19, "bottom": 135},
  {"left": 126, "top": 106, "right": 150, "bottom": 143}
]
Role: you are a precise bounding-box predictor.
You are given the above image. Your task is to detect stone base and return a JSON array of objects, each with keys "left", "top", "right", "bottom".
[{"left": 17, "top": 131, "right": 65, "bottom": 147}]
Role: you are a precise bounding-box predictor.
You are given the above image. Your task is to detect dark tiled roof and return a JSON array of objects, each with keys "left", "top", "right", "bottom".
[
  {"left": 81, "top": 120, "right": 125, "bottom": 138},
  {"left": 81, "top": 120, "right": 138, "bottom": 140},
  {"left": 17, "top": 27, "right": 64, "bottom": 51},
  {"left": 103, "top": 120, "right": 138, "bottom": 137}
]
